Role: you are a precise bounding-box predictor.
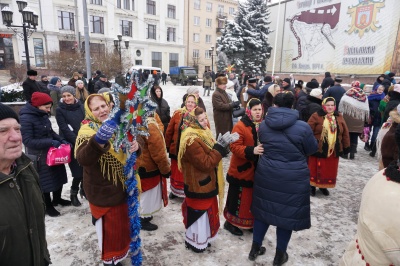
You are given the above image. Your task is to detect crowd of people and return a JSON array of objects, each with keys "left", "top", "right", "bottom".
[{"left": 2, "top": 68, "right": 400, "bottom": 266}]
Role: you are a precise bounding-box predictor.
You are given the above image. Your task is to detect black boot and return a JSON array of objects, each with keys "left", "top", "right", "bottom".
[
  {"left": 364, "top": 142, "right": 371, "bottom": 151},
  {"left": 44, "top": 193, "right": 60, "bottom": 217},
  {"left": 369, "top": 142, "right": 376, "bottom": 157},
  {"left": 349, "top": 143, "right": 357, "bottom": 160},
  {"left": 320, "top": 188, "right": 330, "bottom": 196},
  {"left": 140, "top": 218, "right": 158, "bottom": 231},
  {"left": 169, "top": 192, "right": 177, "bottom": 199},
  {"left": 52, "top": 187, "right": 71, "bottom": 206},
  {"left": 185, "top": 241, "right": 205, "bottom": 253},
  {"left": 310, "top": 186, "right": 316, "bottom": 196},
  {"left": 224, "top": 221, "right": 243, "bottom": 236},
  {"left": 273, "top": 248, "right": 289, "bottom": 266},
  {"left": 248, "top": 241, "right": 266, "bottom": 261},
  {"left": 70, "top": 188, "right": 81, "bottom": 207}
]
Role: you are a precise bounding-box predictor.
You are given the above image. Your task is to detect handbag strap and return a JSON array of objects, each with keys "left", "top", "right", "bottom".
[{"left": 282, "top": 130, "right": 305, "bottom": 156}]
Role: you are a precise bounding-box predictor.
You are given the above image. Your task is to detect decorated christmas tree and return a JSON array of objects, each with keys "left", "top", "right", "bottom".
[{"left": 217, "top": 0, "right": 272, "bottom": 75}]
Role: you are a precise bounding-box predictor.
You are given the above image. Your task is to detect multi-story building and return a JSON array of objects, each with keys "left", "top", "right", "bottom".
[
  {"left": 184, "top": 0, "right": 238, "bottom": 77},
  {"left": 0, "top": 0, "right": 185, "bottom": 72}
]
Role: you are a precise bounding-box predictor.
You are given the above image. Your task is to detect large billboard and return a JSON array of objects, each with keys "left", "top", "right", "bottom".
[{"left": 271, "top": 0, "right": 399, "bottom": 75}]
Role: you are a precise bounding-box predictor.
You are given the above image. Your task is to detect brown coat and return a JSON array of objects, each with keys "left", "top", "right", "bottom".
[
  {"left": 165, "top": 110, "right": 183, "bottom": 158},
  {"left": 136, "top": 119, "right": 171, "bottom": 178},
  {"left": 212, "top": 88, "right": 233, "bottom": 136},
  {"left": 308, "top": 110, "right": 350, "bottom": 157},
  {"left": 227, "top": 116, "right": 258, "bottom": 186},
  {"left": 381, "top": 110, "right": 400, "bottom": 168},
  {"left": 342, "top": 113, "right": 364, "bottom": 133},
  {"left": 181, "top": 138, "right": 222, "bottom": 199}
]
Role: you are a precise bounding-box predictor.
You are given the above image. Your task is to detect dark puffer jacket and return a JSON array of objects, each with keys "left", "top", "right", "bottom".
[
  {"left": 20, "top": 103, "right": 67, "bottom": 193},
  {"left": 0, "top": 154, "right": 51, "bottom": 266},
  {"left": 252, "top": 107, "right": 318, "bottom": 231},
  {"left": 150, "top": 86, "right": 171, "bottom": 134},
  {"left": 56, "top": 100, "right": 85, "bottom": 179}
]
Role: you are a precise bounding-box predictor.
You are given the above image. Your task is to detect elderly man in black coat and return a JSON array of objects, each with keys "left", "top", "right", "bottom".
[{"left": 22, "top": 70, "right": 41, "bottom": 101}]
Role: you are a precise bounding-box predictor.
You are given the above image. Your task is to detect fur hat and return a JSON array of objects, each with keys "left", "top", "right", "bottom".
[
  {"left": 306, "top": 81, "right": 319, "bottom": 89},
  {"left": 27, "top": 70, "right": 37, "bottom": 76},
  {"left": 72, "top": 72, "right": 79, "bottom": 77},
  {"left": 310, "top": 88, "right": 322, "bottom": 98},
  {"left": 216, "top": 76, "right": 228, "bottom": 85},
  {"left": 283, "top": 78, "right": 291, "bottom": 84},
  {"left": 31, "top": 92, "right": 53, "bottom": 107},
  {"left": 0, "top": 103, "right": 19, "bottom": 122},
  {"left": 60, "top": 85, "right": 76, "bottom": 97}
]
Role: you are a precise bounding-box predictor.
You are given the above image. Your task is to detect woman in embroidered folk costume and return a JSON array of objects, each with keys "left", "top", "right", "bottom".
[
  {"left": 223, "top": 98, "right": 264, "bottom": 236},
  {"left": 136, "top": 113, "right": 171, "bottom": 231},
  {"left": 165, "top": 94, "right": 197, "bottom": 199},
  {"left": 75, "top": 94, "right": 140, "bottom": 266},
  {"left": 178, "top": 107, "right": 238, "bottom": 253},
  {"left": 338, "top": 81, "right": 369, "bottom": 160},
  {"left": 308, "top": 97, "right": 350, "bottom": 196}
]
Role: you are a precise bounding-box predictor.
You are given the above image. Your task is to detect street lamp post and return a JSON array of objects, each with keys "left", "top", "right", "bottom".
[
  {"left": 209, "top": 46, "right": 215, "bottom": 73},
  {"left": 114, "top": 34, "right": 129, "bottom": 65},
  {"left": 1, "top": 1, "right": 38, "bottom": 70}
]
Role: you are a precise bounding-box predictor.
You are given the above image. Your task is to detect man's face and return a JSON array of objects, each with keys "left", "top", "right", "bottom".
[
  {"left": 100, "top": 77, "right": 107, "bottom": 82},
  {"left": 229, "top": 73, "right": 235, "bottom": 79},
  {"left": 28, "top": 75, "right": 37, "bottom": 80},
  {"left": 41, "top": 77, "right": 48, "bottom": 82},
  {"left": 0, "top": 118, "right": 22, "bottom": 162},
  {"left": 282, "top": 81, "right": 289, "bottom": 87}
]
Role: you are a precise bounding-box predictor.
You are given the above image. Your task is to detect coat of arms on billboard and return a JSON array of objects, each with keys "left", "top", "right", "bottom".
[{"left": 346, "top": 0, "right": 385, "bottom": 38}]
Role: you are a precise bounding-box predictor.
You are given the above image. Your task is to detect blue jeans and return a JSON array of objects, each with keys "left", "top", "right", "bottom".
[
  {"left": 253, "top": 219, "right": 293, "bottom": 252},
  {"left": 369, "top": 125, "right": 381, "bottom": 145}
]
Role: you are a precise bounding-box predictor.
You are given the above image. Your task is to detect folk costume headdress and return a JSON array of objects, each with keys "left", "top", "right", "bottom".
[
  {"left": 177, "top": 108, "right": 225, "bottom": 213},
  {"left": 321, "top": 97, "right": 338, "bottom": 157}
]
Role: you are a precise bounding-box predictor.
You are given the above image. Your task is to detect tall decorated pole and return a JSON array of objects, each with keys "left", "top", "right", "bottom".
[{"left": 108, "top": 70, "right": 156, "bottom": 265}]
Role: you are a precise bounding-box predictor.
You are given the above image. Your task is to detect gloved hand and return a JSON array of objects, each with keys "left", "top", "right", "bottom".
[
  {"left": 52, "top": 140, "right": 61, "bottom": 148},
  {"left": 213, "top": 143, "right": 229, "bottom": 157},
  {"left": 230, "top": 101, "right": 240, "bottom": 109},
  {"left": 216, "top": 132, "right": 240, "bottom": 149},
  {"left": 61, "top": 140, "right": 69, "bottom": 145},
  {"left": 95, "top": 120, "right": 117, "bottom": 144}
]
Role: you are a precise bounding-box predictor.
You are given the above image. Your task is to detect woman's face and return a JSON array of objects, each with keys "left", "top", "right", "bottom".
[
  {"left": 38, "top": 103, "right": 52, "bottom": 113},
  {"left": 250, "top": 104, "right": 263, "bottom": 121},
  {"left": 62, "top": 92, "right": 75, "bottom": 105},
  {"left": 74, "top": 75, "right": 79, "bottom": 80},
  {"left": 77, "top": 83, "right": 84, "bottom": 89},
  {"left": 377, "top": 86, "right": 384, "bottom": 94},
  {"left": 155, "top": 88, "right": 162, "bottom": 98},
  {"left": 185, "top": 96, "right": 196, "bottom": 111},
  {"left": 89, "top": 96, "right": 110, "bottom": 122},
  {"left": 196, "top": 113, "right": 208, "bottom": 129},
  {"left": 323, "top": 101, "right": 336, "bottom": 114},
  {"left": 273, "top": 85, "right": 281, "bottom": 96}
]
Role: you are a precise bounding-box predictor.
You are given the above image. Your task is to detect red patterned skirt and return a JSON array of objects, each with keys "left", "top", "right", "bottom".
[
  {"left": 308, "top": 155, "right": 339, "bottom": 188},
  {"left": 170, "top": 159, "right": 185, "bottom": 197},
  {"left": 223, "top": 185, "right": 254, "bottom": 229}
]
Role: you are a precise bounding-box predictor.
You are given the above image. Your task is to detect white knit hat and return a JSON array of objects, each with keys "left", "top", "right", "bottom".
[{"left": 310, "top": 88, "right": 322, "bottom": 98}]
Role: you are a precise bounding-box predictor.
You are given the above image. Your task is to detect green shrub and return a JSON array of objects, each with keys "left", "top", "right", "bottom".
[{"left": 0, "top": 84, "right": 25, "bottom": 102}]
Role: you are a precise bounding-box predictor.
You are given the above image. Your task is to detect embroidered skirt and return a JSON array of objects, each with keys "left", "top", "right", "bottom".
[
  {"left": 223, "top": 184, "right": 254, "bottom": 229},
  {"left": 309, "top": 155, "right": 339, "bottom": 188},
  {"left": 170, "top": 159, "right": 185, "bottom": 197}
]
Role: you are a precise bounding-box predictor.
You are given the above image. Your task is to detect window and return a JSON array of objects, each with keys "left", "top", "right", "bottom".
[
  {"left": 194, "top": 0, "right": 200, "bottom": 10},
  {"left": 167, "top": 27, "right": 176, "bottom": 42},
  {"left": 123, "top": 0, "right": 130, "bottom": 9},
  {"left": 206, "top": 18, "right": 212, "bottom": 27},
  {"left": 205, "top": 34, "right": 211, "bottom": 43},
  {"left": 132, "top": 0, "right": 135, "bottom": 10},
  {"left": 206, "top": 2, "right": 212, "bottom": 12},
  {"left": 193, "top": 49, "right": 199, "bottom": 58},
  {"left": 58, "top": 11, "right": 74, "bottom": 31},
  {"left": 147, "top": 0, "right": 156, "bottom": 15},
  {"left": 148, "top": 24, "right": 156, "bottom": 39},
  {"left": 218, "top": 5, "right": 224, "bottom": 13},
  {"left": 169, "top": 53, "right": 179, "bottom": 67},
  {"left": 168, "top": 5, "right": 176, "bottom": 19},
  {"left": 218, "top": 19, "right": 224, "bottom": 28},
  {"left": 194, "top": 16, "right": 200, "bottom": 26},
  {"left": 193, "top": 33, "right": 200, "bottom": 42},
  {"left": 120, "top": 20, "right": 132, "bottom": 37},
  {"left": 0, "top": 36, "right": 14, "bottom": 69},
  {"left": 90, "top": 15, "right": 104, "bottom": 34},
  {"left": 229, "top": 7, "right": 235, "bottom": 15},
  {"left": 205, "top": 50, "right": 211, "bottom": 59},
  {"left": 152, "top": 52, "right": 162, "bottom": 68},
  {"left": 33, "top": 38, "right": 45, "bottom": 67},
  {"left": 90, "top": 0, "right": 102, "bottom": 5},
  {"left": 117, "top": 0, "right": 121, "bottom": 8}
]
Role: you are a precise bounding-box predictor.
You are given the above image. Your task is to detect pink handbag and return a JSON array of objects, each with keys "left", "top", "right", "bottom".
[{"left": 46, "top": 144, "right": 71, "bottom": 166}]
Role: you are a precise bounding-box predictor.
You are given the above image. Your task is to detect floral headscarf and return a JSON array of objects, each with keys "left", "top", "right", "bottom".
[{"left": 321, "top": 97, "right": 337, "bottom": 156}]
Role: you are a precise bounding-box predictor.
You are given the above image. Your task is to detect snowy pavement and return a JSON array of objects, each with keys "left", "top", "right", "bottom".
[{"left": 46, "top": 82, "right": 378, "bottom": 265}]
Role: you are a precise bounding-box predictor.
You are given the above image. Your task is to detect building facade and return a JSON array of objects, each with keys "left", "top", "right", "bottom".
[
  {"left": 184, "top": 0, "right": 238, "bottom": 77},
  {"left": 0, "top": 0, "right": 185, "bottom": 73}
]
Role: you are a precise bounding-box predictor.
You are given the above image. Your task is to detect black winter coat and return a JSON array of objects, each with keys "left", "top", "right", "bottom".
[
  {"left": 37, "top": 81, "right": 50, "bottom": 95},
  {"left": 0, "top": 154, "right": 51, "bottom": 265},
  {"left": 383, "top": 91, "right": 400, "bottom": 123},
  {"left": 56, "top": 100, "right": 85, "bottom": 179},
  {"left": 22, "top": 78, "right": 41, "bottom": 101},
  {"left": 323, "top": 84, "right": 346, "bottom": 107},
  {"left": 321, "top": 72, "right": 334, "bottom": 93},
  {"left": 20, "top": 103, "right": 67, "bottom": 193},
  {"left": 252, "top": 107, "right": 318, "bottom": 231},
  {"left": 150, "top": 87, "right": 171, "bottom": 133},
  {"left": 295, "top": 90, "right": 308, "bottom": 112},
  {"left": 300, "top": 95, "right": 322, "bottom": 122},
  {"left": 94, "top": 80, "right": 111, "bottom": 93}
]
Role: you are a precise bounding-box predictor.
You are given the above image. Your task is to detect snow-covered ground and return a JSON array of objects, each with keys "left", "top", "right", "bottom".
[{"left": 46, "top": 82, "right": 378, "bottom": 265}]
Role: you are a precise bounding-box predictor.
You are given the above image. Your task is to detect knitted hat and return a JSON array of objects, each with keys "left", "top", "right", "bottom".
[
  {"left": 96, "top": 70, "right": 102, "bottom": 75},
  {"left": 0, "top": 103, "right": 19, "bottom": 122},
  {"left": 31, "top": 92, "right": 53, "bottom": 107},
  {"left": 50, "top": 77, "right": 60, "bottom": 85},
  {"left": 60, "top": 85, "right": 76, "bottom": 97},
  {"left": 310, "top": 88, "right": 322, "bottom": 98},
  {"left": 27, "top": 70, "right": 37, "bottom": 76},
  {"left": 75, "top": 80, "right": 84, "bottom": 86},
  {"left": 283, "top": 78, "right": 291, "bottom": 84},
  {"left": 394, "top": 84, "right": 400, "bottom": 93},
  {"left": 187, "top": 87, "right": 199, "bottom": 94},
  {"left": 216, "top": 76, "right": 228, "bottom": 85}
]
